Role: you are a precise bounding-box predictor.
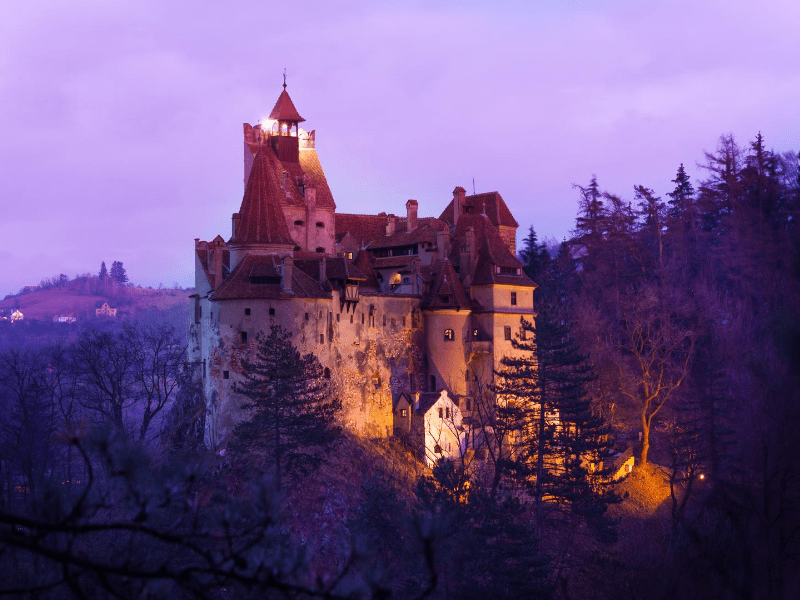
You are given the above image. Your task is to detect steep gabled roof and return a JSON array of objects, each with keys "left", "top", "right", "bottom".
[
  {"left": 353, "top": 250, "right": 380, "bottom": 290},
  {"left": 230, "top": 149, "right": 296, "bottom": 247},
  {"left": 439, "top": 191, "right": 519, "bottom": 229},
  {"left": 211, "top": 254, "right": 331, "bottom": 301},
  {"left": 269, "top": 89, "right": 305, "bottom": 122},
  {"left": 422, "top": 259, "right": 471, "bottom": 310},
  {"left": 335, "top": 213, "right": 388, "bottom": 247}
]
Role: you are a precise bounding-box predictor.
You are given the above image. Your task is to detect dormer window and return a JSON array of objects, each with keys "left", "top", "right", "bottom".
[
  {"left": 315, "top": 222, "right": 324, "bottom": 228},
  {"left": 496, "top": 266, "right": 521, "bottom": 275}
]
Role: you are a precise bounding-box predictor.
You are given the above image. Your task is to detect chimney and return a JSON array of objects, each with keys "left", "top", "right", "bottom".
[
  {"left": 212, "top": 241, "right": 224, "bottom": 290},
  {"left": 281, "top": 256, "right": 294, "bottom": 293},
  {"left": 460, "top": 226, "right": 475, "bottom": 280},
  {"left": 231, "top": 213, "right": 240, "bottom": 238},
  {"left": 318, "top": 257, "right": 326, "bottom": 283},
  {"left": 305, "top": 181, "right": 316, "bottom": 209},
  {"left": 386, "top": 214, "right": 397, "bottom": 236},
  {"left": 436, "top": 228, "right": 449, "bottom": 261},
  {"left": 406, "top": 199, "right": 418, "bottom": 232},
  {"left": 453, "top": 186, "right": 466, "bottom": 227}
]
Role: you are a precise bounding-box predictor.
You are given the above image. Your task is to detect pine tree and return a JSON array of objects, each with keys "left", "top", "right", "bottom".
[
  {"left": 98, "top": 261, "right": 108, "bottom": 280},
  {"left": 109, "top": 261, "right": 128, "bottom": 285},
  {"left": 231, "top": 325, "right": 341, "bottom": 489},
  {"left": 634, "top": 185, "right": 667, "bottom": 274},
  {"left": 518, "top": 225, "right": 550, "bottom": 284},
  {"left": 494, "top": 313, "right": 616, "bottom": 544}
]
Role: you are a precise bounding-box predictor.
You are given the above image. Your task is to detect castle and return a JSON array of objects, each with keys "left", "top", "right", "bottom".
[{"left": 190, "top": 84, "right": 536, "bottom": 463}]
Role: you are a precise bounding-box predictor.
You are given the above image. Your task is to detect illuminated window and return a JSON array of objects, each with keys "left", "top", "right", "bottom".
[
  {"left": 511, "top": 292, "right": 517, "bottom": 306},
  {"left": 504, "top": 326, "right": 511, "bottom": 341},
  {"left": 444, "top": 329, "right": 455, "bottom": 342},
  {"left": 346, "top": 252, "right": 353, "bottom": 259},
  {"left": 472, "top": 328, "right": 479, "bottom": 338},
  {"left": 401, "top": 408, "right": 408, "bottom": 417}
]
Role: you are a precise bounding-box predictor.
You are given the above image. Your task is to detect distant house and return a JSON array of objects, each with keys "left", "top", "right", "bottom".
[
  {"left": 95, "top": 302, "right": 118, "bottom": 317},
  {"left": 10, "top": 309, "right": 24, "bottom": 322},
  {"left": 53, "top": 313, "right": 77, "bottom": 324},
  {"left": 395, "top": 390, "right": 464, "bottom": 467}
]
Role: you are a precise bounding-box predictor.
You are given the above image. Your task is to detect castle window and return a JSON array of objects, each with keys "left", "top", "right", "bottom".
[
  {"left": 511, "top": 292, "right": 517, "bottom": 306},
  {"left": 336, "top": 313, "right": 340, "bottom": 322},
  {"left": 203, "top": 360, "right": 206, "bottom": 379},
  {"left": 444, "top": 329, "right": 455, "bottom": 342},
  {"left": 241, "top": 331, "right": 248, "bottom": 344},
  {"left": 350, "top": 314, "right": 354, "bottom": 324},
  {"left": 294, "top": 220, "right": 304, "bottom": 226},
  {"left": 345, "top": 252, "right": 353, "bottom": 260},
  {"left": 210, "top": 312, "right": 213, "bottom": 320},
  {"left": 446, "top": 407, "right": 450, "bottom": 419},
  {"left": 315, "top": 222, "right": 324, "bottom": 228},
  {"left": 403, "top": 316, "right": 407, "bottom": 327},
  {"left": 504, "top": 326, "right": 511, "bottom": 341},
  {"left": 383, "top": 314, "right": 386, "bottom": 326},
  {"left": 466, "top": 398, "right": 471, "bottom": 411},
  {"left": 430, "top": 375, "right": 436, "bottom": 391},
  {"left": 305, "top": 313, "right": 309, "bottom": 321},
  {"left": 391, "top": 317, "right": 396, "bottom": 327},
  {"left": 245, "top": 308, "right": 251, "bottom": 315},
  {"left": 441, "top": 295, "right": 450, "bottom": 303},
  {"left": 438, "top": 407, "right": 443, "bottom": 419},
  {"left": 472, "top": 328, "right": 479, "bottom": 338},
  {"left": 496, "top": 266, "right": 521, "bottom": 276},
  {"left": 319, "top": 333, "right": 324, "bottom": 344},
  {"left": 362, "top": 313, "right": 365, "bottom": 324},
  {"left": 269, "top": 308, "right": 275, "bottom": 315},
  {"left": 315, "top": 247, "right": 324, "bottom": 253},
  {"left": 403, "top": 277, "right": 410, "bottom": 284},
  {"left": 324, "top": 367, "right": 331, "bottom": 379},
  {"left": 401, "top": 408, "right": 408, "bottom": 417},
  {"left": 319, "top": 310, "right": 323, "bottom": 318},
  {"left": 294, "top": 246, "right": 301, "bottom": 251},
  {"left": 223, "top": 371, "right": 229, "bottom": 379}
]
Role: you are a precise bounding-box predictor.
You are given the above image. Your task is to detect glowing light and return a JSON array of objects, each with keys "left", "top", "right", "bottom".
[
  {"left": 699, "top": 473, "right": 705, "bottom": 480},
  {"left": 259, "top": 117, "right": 276, "bottom": 131}
]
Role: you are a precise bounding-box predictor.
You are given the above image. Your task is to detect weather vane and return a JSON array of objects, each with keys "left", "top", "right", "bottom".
[{"left": 283, "top": 68, "right": 287, "bottom": 90}]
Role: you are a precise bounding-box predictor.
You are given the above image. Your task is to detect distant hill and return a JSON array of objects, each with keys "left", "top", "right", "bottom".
[{"left": 0, "top": 282, "right": 192, "bottom": 326}]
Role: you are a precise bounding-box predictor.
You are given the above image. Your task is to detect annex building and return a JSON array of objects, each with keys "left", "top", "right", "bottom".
[{"left": 190, "top": 84, "right": 536, "bottom": 464}]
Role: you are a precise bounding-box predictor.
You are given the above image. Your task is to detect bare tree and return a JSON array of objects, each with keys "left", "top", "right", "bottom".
[{"left": 615, "top": 284, "right": 696, "bottom": 466}]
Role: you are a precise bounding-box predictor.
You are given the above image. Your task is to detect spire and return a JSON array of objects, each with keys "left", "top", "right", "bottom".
[
  {"left": 230, "top": 148, "right": 295, "bottom": 247},
  {"left": 269, "top": 81, "right": 305, "bottom": 123}
]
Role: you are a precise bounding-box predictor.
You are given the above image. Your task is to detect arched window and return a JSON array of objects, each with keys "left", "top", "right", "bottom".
[
  {"left": 323, "top": 367, "right": 331, "bottom": 379},
  {"left": 444, "top": 328, "right": 455, "bottom": 342}
]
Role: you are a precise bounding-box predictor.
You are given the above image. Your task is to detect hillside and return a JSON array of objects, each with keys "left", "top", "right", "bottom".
[{"left": 1, "top": 284, "right": 192, "bottom": 322}]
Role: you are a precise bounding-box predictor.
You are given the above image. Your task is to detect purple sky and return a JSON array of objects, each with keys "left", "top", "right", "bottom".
[{"left": 2, "top": 0, "right": 799, "bottom": 298}]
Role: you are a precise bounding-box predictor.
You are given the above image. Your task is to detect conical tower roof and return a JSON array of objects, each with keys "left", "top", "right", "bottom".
[
  {"left": 230, "top": 148, "right": 295, "bottom": 247},
  {"left": 269, "top": 88, "right": 305, "bottom": 123}
]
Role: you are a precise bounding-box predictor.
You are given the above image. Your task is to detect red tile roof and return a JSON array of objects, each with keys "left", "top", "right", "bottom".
[
  {"left": 297, "top": 149, "right": 336, "bottom": 209},
  {"left": 211, "top": 254, "right": 330, "bottom": 301},
  {"left": 422, "top": 259, "right": 471, "bottom": 310},
  {"left": 269, "top": 89, "right": 305, "bottom": 123},
  {"left": 335, "top": 213, "right": 388, "bottom": 248},
  {"left": 439, "top": 191, "right": 519, "bottom": 229},
  {"left": 367, "top": 217, "right": 448, "bottom": 250},
  {"left": 230, "top": 149, "right": 296, "bottom": 247}
]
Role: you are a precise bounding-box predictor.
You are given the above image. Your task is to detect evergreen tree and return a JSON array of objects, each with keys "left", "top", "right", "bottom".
[
  {"left": 494, "top": 313, "right": 616, "bottom": 544},
  {"left": 98, "top": 261, "right": 108, "bottom": 280},
  {"left": 519, "top": 225, "right": 550, "bottom": 284},
  {"left": 634, "top": 185, "right": 667, "bottom": 274},
  {"left": 109, "top": 261, "right": 128, "bottom": 285},
  {"left": 231, "top": 325, "right": 340, "bottom": 489},
  {"left": 572, "top": 176, "right": 606, "bottom": 260}
]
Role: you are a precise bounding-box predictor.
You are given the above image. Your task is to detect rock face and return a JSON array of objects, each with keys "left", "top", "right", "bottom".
[{"left": 190, "top": 84, "right": 537, "bottom": 450}]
